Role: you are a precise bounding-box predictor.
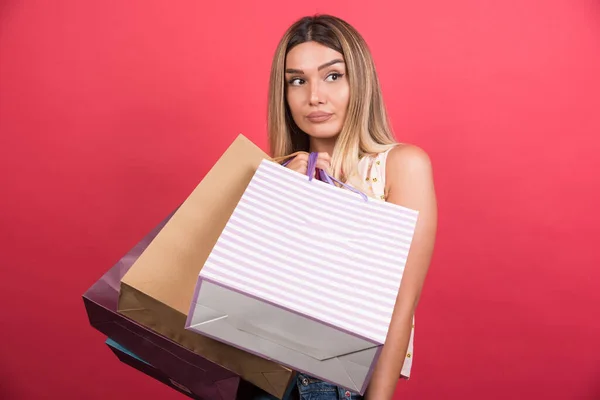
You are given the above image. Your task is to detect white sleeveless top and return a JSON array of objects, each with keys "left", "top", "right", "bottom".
[{"left": 357, "top": 148, "right": 414, "bottom": 379}]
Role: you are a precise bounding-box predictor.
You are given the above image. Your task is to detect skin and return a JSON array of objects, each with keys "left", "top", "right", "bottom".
[
  {"left": 284, "top": 41, "right": 347, "bottom": 174},
  {"left": 284, "top": 41, "right": 437, "bottom": 400}
]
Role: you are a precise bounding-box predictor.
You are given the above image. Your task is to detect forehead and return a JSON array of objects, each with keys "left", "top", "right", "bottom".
[{"left": 285, "top": 41, "right": 345, "bottom": 70}]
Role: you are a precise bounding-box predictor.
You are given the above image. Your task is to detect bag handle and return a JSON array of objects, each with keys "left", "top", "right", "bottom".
[
  {"left": 274, "top": 152, "right": 368, "bottom": 202},
  {"left": 270, "top": 151, "right": 307, "bottom": 165}
]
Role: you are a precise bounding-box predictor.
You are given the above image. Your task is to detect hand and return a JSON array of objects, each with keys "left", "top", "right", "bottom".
[{"left": 284, "top": 152, "right": 331, "bottom": 177}]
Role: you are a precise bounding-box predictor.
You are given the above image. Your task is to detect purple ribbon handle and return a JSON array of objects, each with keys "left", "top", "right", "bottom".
[{"left": 281, "top": 152, "right": 368, "bottom": 201}]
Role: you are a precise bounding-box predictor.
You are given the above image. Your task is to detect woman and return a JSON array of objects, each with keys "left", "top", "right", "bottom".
[{"left": 243, "top": 14, "right": 437, "bottom": 400}]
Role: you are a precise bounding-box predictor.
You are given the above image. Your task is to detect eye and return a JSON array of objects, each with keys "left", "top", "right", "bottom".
[
  {"left": 288, "top": 78, "right": 305, "bottom": 86},
  {"left": 325, "top": 72, "right": 344, "bottom": 82}
]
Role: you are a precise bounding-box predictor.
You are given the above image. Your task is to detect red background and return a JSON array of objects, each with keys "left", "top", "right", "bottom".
[{"left": 1, "top": 1, "right": 600, "bottom": 399}]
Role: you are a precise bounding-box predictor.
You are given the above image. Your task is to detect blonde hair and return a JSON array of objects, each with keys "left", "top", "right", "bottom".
[{"left": 267, "top": 14, "right": 397, "bottom": 188}]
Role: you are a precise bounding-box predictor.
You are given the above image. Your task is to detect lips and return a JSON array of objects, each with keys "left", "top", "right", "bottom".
[{"left": 306, "top": 111, "right": 333, "bottom": 123}]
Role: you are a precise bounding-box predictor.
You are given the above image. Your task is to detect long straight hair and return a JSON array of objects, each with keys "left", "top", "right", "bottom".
[{"left": 267, "top": 15, "right": 397, "bottom": 188}]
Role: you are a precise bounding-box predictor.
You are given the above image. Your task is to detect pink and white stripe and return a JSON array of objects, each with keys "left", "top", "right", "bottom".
[{"left": 200, "top": 159, "right": 418, "bottom": 344}]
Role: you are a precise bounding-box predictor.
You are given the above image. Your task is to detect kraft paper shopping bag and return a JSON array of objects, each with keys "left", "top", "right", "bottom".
[{"left": 117, "top": 134, "right": 294, "bottom": 399}]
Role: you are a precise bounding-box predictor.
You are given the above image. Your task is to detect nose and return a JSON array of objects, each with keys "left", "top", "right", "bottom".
[{"left": 309, "top": 81, "right": 325, "bottom": 106}]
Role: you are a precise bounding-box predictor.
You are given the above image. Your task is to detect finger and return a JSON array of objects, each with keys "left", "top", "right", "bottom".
[
  {"left": 294, "top": 153, "right": 309, "bottom": 161},
  {"left": 291, "top": 159, "right": 308, "bottom": 173},
  {"left": 293, "top": 158, "right": 307, "bottom": 167},
  {"left": 318, "top": 152, "right": 332, "bottom": 161},
  {"left": 316, "top": 159, "right": 331, "bottom": 172}
]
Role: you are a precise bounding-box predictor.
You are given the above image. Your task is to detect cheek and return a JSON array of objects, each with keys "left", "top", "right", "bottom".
[
  {"left": 286, "top": 90, "right": 303, "bottom": 117},
  {"left": 333, "top": 84, "right": 350, "bottom": 111}
]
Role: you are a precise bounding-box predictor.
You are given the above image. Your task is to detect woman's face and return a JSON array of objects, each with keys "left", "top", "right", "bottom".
[{"left": 285, "top": 41, "right": 350, "bottom": 141}]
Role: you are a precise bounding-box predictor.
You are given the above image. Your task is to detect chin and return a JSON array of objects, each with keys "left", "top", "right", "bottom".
[{"left": 302, "top": 126, "right": 341, "bottom": 140}]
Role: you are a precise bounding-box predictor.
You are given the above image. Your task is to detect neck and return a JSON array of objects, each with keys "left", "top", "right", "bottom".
[{"left": 309, "top": 136, "right": 337, "bottom": 156}]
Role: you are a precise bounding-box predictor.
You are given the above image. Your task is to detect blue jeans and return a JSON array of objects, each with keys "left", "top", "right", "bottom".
[{"left": 242, "top": 373, "right": 363, "bottom": 400}]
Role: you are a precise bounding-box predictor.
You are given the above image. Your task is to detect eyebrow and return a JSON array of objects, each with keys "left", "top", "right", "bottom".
[{"left": 285, "top": 59, "right": 345, "bottom": 74}]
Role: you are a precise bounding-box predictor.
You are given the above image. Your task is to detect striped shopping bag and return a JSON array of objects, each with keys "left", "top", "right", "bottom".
[{"left": 185, "top": 152, "right": 419, "bottom": 395}]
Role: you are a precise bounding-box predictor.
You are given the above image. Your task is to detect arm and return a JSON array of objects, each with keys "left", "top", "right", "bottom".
[{"left": 364, "top": 145, "right": 438, "bottom": 400}]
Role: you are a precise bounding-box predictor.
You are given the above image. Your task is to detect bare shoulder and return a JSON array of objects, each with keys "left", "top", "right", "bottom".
[
  {"left": 382, "top": 144, "right": 437, "bottom": 347},
  {"left": 384, "top": 143, "right": 436, "bottom": 211},
  {"left": 386, "top": 143, "right": 433, "bottom": 175}
]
